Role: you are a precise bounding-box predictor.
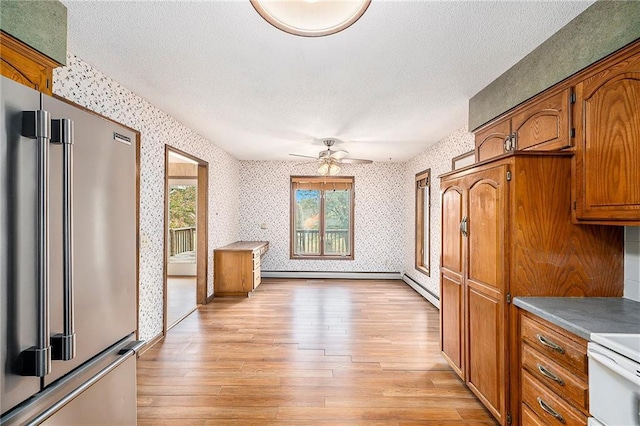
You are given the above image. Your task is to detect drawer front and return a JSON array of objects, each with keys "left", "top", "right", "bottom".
[
  {"left": 522, "top": 403, "right": 547, "bottom": 426},
  {"left": 253, "top": 269, "right": 261, "bottom": 289},
  {"left": 521, "top": 316, "right": 587, "bottom": 375},
  {"left": 253, "top": 255, "right": 261, "bottom": 270},
  {"left": 522, "top": 371, "right": 587, "bottom": 426},
  {"left": 522, "top": 344, "right": 588, "bottom": 411}
]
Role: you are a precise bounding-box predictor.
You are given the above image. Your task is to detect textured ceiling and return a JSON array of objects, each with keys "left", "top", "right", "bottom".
[{"left": 62, "top": 0, "right": 594, "bottom": 162}]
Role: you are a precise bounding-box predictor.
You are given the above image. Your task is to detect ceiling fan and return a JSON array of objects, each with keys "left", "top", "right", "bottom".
[{"left": 289, "top": 139, "right": 373, "bottom": 176}]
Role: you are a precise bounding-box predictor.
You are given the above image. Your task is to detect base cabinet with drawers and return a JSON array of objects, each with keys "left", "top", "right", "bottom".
[
  {"left": 520, "top": 311, "right": 589, "bottom": 426},
  {"left": 213, "top": 241, "right": 269, "bottom": 297}
]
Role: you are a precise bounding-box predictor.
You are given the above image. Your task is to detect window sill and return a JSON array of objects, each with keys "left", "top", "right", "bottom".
[
  {"left": 291, "top": 255, "right": 354, "bottom": 261},
  {"left": 415, "top": 265, "right": 430, "bottom": 277}
]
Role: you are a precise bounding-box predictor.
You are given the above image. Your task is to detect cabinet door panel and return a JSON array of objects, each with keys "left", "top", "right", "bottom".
[
  {"left": 465, "top": 166, "right": 507, "bottom": 423},
  {"left": 467, "top": 168, "right": 506, "bottom": 292},
  {"left": 475, "top": 118, "right": 510, "bottom": 162},
  {"left": 512, "top": 89, "right": 571, "bottom": 151},
  {"left": 440, "top": 274, "right": 463, "bottom": 378},
  {"left": 574, "top": 48, "right": 640, "bottom": 222},
  {"left": 0, "top": 33, "right": 56, "bottom": 95},
  {"left": 467, "top": 287, "right": 503, "bottom": 420},
  {"left": 441, "top": 184, "right": 463, "bottom": 275}
]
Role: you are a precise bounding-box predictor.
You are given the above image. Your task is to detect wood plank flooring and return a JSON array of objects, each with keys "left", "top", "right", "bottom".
[{"left": 137, "top": 278, "right": 497, "bottom": 425}]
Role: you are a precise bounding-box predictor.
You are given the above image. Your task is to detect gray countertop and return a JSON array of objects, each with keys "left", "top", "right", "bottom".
[{"left": 513, "top": 297, "right": 640, "bottom": 340}]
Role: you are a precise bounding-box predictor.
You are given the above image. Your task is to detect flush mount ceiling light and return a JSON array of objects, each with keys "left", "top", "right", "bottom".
[{"left": 250, "top": 0, "right": 371, "bottom": 37}]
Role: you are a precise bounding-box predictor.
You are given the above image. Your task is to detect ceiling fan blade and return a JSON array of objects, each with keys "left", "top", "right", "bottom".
[
  {"left": 292, "top": 160, "right": 319, "bottom": 166},
  {"left": 289, "top": 153, "right": 318, "bottom": 159},
  {"left": 340, "top": 158, "right": 373, "bottom": 164},
  {"left": 329, "top": 149, "right": 349, "bottom": 160}
]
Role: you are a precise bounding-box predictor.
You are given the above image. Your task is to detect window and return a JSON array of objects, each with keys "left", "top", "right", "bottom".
[
  {"left": 291, "top": 176, "right": 354, "bottom": 259},
  {"left": 415, "top": 169, "right": 430, "bottom": 275}
]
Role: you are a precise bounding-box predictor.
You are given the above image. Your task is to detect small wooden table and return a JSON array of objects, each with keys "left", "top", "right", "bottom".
[{"left": 213, "top": 241, "right": 269, "bottom": 297}]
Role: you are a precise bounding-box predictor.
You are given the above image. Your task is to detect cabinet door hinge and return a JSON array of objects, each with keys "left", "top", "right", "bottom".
[
  {"left": 46, "top": 79, "right": 50, "bottom": 89},
  {"left": 506, "top": 293, "right": 512, "bottom": 304},
  {"left": 506, "top": 171, "right": 512, "bottom": 181},
  {"left": 506, "top": 412, "right": 512, "bottom": 425},
  {"left": 570, "top": 93, "right": 576, "bottom": 104},
  {"left": 573, "top": 201, "right": 577, "bottom": 210},
  {"left": 570, "top": 128, "right": 576, "bottom": 138}
]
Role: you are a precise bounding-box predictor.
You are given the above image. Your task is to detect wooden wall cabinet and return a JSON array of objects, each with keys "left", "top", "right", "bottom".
[
  {"left": 0, "top": 32, "right": 60, "bottom": 95},
  {"left": 439, "top": 152, "right": 623, "bottom": 425},
  {"left": 475, "top": 89, "right": 572, "bottom": 162},
  {"left": 572, "top": 41, "right": 640, "bottom": 224},
  {"left": 520, "top": 311, "right": 589, "bottom": 426},
  {"left": 474, "top": 39, "right": 640, "bottom": 225},
  {"left": 214, "top": 241, "right": 268, "bottom": 297}
]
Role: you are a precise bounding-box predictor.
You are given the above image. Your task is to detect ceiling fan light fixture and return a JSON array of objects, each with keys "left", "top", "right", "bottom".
[
  {"left": 250, "top": 0, "right": 371, "bottom": 37},
  {"left": 318, "top": 162, "right": 340, "bottom": 176}
]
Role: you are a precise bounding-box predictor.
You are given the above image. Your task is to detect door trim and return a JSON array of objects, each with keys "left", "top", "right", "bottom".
[{"left": 163, "top": 145, "right": 209, "bottom": 334}]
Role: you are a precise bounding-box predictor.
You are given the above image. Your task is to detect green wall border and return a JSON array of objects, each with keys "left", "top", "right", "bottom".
[{"left": 0, "top": 0, "right": 67, "bottom": 65}]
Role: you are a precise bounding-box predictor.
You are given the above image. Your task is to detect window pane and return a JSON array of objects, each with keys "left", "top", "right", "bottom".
[
  {"left": 324, "top": 190, "right": 351, "bottom": 255},
  {"left": 294, "top": 189, "right": 321, "bottom": 255},
  {"left": 423, "top": 186, "right": 429, "bottom": 266},
  {"left": 415, "top": 169, "right": 430, "bottom": 275}
]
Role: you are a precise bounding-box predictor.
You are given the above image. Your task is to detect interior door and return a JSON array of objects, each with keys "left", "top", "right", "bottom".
[
  {"left": 0, "top": 76, "right": 44, "bottom": 414},
  {"left": 464, "top": 165, "right": 507, "bottom": 422},
  {"left": 440, "top": 180, "right": 465, "bottom": 378}
]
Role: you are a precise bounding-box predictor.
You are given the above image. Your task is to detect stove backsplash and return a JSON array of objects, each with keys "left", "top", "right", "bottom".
[{"left": 624, "top": 226, "right": 640, "bottom": 302}]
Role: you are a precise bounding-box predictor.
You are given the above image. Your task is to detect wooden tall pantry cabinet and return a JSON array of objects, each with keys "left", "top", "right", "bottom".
[{"left": 439, "top": 152, "right": 623, "bottom": 425}]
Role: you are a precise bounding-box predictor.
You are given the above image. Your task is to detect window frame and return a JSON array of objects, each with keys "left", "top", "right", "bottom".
[
  {"left": 415, "top": 169, "right": 431, "bottom": 276},
  {"left": 290, "top": 176, "right": 355, "bottom": 260}
]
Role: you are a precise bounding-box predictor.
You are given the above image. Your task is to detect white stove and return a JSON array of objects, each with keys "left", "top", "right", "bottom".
[{"left": 588, "top": 333, "right": 640, "bottom": 426}]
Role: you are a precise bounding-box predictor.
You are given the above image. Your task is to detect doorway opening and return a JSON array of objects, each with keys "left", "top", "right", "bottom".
[{"left": 164, "top": 146, "right": 208, "bottom": 332}]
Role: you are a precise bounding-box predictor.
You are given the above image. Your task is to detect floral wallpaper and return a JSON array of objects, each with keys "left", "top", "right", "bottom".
[
  {"left": 51, "top": 52, "right": 483, "bottom": 338},
  {"left": 238, "top": 161, "right": 406, "bottom": 272},
  {"left": 403, "top": 127, "right": 475, "bottom": 296},
  {"left": 53, "top": 53, "right": 240, "bottom": 341}
]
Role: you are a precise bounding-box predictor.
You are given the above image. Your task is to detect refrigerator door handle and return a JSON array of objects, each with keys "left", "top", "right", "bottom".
[
  {"left": 50, "top": 118, "right": 76, "bottom": 361},
  {"left": 23, "top": 340, "right": 145, "bottom": 426},
  {"left": 19, "top": 110, "right": 53, "bottom": 377}
]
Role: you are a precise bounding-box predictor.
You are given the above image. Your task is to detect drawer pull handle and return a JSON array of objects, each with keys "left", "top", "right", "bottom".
[
  {"left": 537, "top": 397, "right": 565, "bottom": 423},
  {"left": 537, "top": 364, "right": 565, "bottom": 386},
  {"left": 536, "top": 334, "right": 565, "bottom": 354}
]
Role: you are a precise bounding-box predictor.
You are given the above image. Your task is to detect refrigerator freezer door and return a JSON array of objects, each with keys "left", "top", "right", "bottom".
[
  {"left": 42, "top": 355, "right": 137, "bottom": 425},
  {"left": 1, "top": 335, "right": 141, "bottom": 425},
  {"left": 0, "top": 77, "right": 45, "bottom": 413},
  {"left": 42, "top": 95, "right": 137, "bottom": 385}
]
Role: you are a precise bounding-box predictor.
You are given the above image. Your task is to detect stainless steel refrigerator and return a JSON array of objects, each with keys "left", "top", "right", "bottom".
[{"left": 1, "top": 76, "right": 142, "bottom": 425}]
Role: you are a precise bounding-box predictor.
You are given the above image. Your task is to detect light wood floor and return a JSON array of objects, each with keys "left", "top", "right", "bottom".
[
  {"left": 167, "top": 276, "right": 197, "bottom": 328},
  {"left": 137, "top": 278, "right": 497, "bottom": 425}
]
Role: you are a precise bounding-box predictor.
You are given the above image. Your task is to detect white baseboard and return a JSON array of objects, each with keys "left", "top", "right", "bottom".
[
  {"left": 261, "top": 271, "right": 402, "bottom": 280},
  {"left": 402, "top": 275, "right": 440, "bottom": 309}
]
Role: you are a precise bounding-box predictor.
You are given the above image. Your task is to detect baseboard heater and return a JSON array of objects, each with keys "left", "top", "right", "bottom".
[
  {"left": 262, "top": 271, "right": 402, "bottom": 280},
  {"left": 402, "top": 273, "right": 440, "bottom": 309}
]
